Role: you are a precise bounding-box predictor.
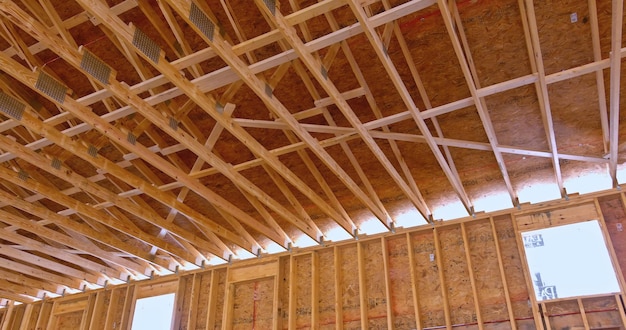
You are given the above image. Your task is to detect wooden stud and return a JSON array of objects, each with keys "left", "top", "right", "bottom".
[
  {"left": 186, "top": 274, "right": 201, "bottom": 329},
  {"left": 433, "top": 227, "right": 452, "bottom": 329},
  {"left": 0, "top": 301, "right": 14, "bottom": 330},
  {"left": 272, "top": 264, "right": 281, "bottom": 330},
  {"left": 35, "top": 301, "right": 53, "bottom": 330},
  {"left": 595, "top": 198, "right": 626, "bottom": 294},
  {"left": 460, "top": 223, "right": 484, "bottom": 329},
  {"left": 46, "top": 302, "right": 59, "bottom": 330},
  {"left": 615, "top": 294, "right": 626, "bottom": 326},
  {"left": 577, "top": 298, "right": 590, "bottom": 330},
  {"left": 288, "top": 255, "right": 296, "bottom": 330},
  {"left": 171, "top": 277, "right": 187, "bottom": 330},
  {"left": 119, "top": 286, "right": 136, "bottom": 330},
  {"left": 311, "top": 251, "right": 319, "bottom": 329},
  {"left": 205, "top": 270, "right": 220, "bottom": 330},
  {"left": 540, "top": 302, "right": 551, "bottom": 329},
  {"left": 221, "top": 282, "right": 235, "bottom": 330},
  {"left": 406, "top": 233, "right": 422, "bottom": 328},
  {"left": 334, "top": 246, "right": 344, "bottom": 330},
  {"left": 17, "top": 304, "right": 33, "bottom": 330},
  {"left": 511, "top": 214, "right": 544, "bottom": 329},
  {"left": 79, "top": 293, "right": 96, "bottom": 330},
  {"left": 380, "top": 237, "right": 395, "bottom": 328},
  {"left": 357, "top": 242, "right": 368, "bottom": 329},
  {"left": 490, "top": 217, "right": 517, "bottom": 329},
  {"left": 104, "top": 288, "right": 122, "bottom": 330}
]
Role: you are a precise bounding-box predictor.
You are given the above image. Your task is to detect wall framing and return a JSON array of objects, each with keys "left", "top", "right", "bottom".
[{"left": 3, "top": 190, "right": 626, "bottom": 329}]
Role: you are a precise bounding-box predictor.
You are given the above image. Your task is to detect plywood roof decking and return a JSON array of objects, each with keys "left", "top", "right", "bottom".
[{"left": 0, "top": 0, "right": 622, "bottom": 302}]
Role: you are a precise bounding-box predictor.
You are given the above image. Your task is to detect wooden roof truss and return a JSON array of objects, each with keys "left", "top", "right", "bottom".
[{"left": 0, "top": 0, "right": 622, "bottom": 302}]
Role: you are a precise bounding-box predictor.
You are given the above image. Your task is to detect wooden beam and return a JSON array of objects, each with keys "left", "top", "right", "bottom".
[
  {"left": 519, "top": 0, "right": 566, "bottom": 197},
  {"left": 0, "top": 224, "right": 120, "bottom": 283},
  {"left": 440, "top": 0, "right": 517, "bottom": 208},
  {"left": 0, "top": 245, "right": 98, "bottom": 285},
  {"left": 5, "top": 0, "right": 324, "bottom": 245},
  {"left": 0, "top": 133, "right": 221, "bottom": 263},
  {"left": 0, "top": 267, "right": 59, "bottom": 298},
  {"left": 0, "top": 190, "right": 153, "bottom": 275},
  {"left": 0, "top": 279, "right": 41, "bottom": 301},
  {"left": 162, "top": 0, "right": 389, "bottom": 228},
  {"left": 0, "top": 162, "right": 195, "bottom": 265},
  {"left": 0, "top": 256, "right": 79, "bottom": 290},
  {"left": 587, "top": 0, "right": 610, "bottom": 153},
  {"left": 255, "top": 0, "right": 428, "bottom": 225},
  {"left": 345, "top": 0, "right": 473, "bottom": 215},
  {"left": 0, "top": 59, "right": 255, "bottom": 258},
  {"left": 608, "top": 0, "right": 624, "bottom": 185}
]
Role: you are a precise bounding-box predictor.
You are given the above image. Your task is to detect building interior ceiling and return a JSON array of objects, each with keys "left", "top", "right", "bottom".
[{"left": 0, "top": 0, "right": 623, "bottom": 303}]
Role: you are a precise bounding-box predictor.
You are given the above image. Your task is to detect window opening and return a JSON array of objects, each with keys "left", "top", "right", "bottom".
[
  {"left": 521, "top": 220, "right": 620, "bottom": 301},
  {"left": 131, "top": 292, "right": 176, "bottom": 330}
]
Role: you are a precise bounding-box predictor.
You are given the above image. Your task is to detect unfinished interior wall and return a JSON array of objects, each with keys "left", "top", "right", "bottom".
[{"left": 3, "top": 192, "right": 626, "bottom": 330}]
